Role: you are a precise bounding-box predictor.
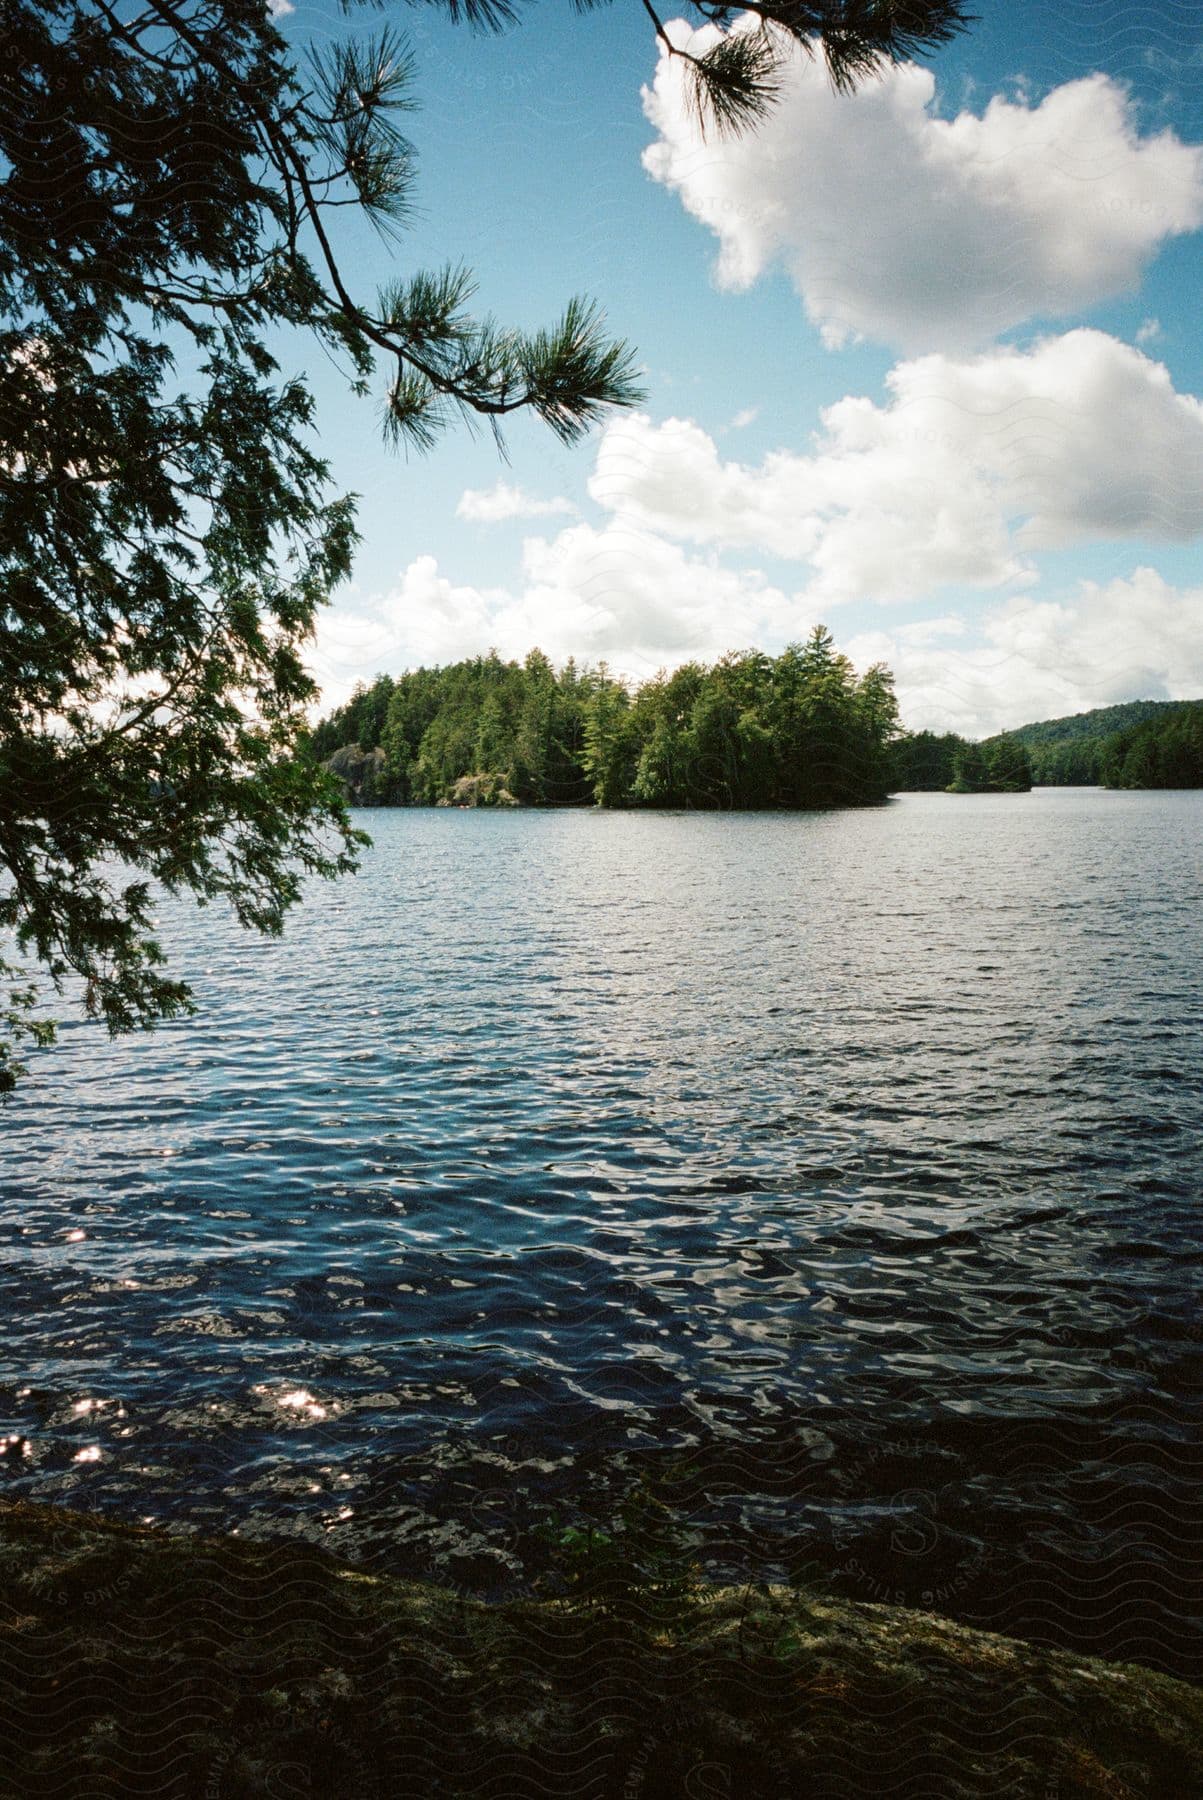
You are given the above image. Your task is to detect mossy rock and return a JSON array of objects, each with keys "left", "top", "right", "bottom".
[{"left": 0, "top": 1500, "right": 1200, "bottom": 1798}]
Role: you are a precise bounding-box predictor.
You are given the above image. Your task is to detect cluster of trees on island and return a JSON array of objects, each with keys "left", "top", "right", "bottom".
[
  {"left": 309, "top": 632, "right": 905, "bottom": 809},
  {"left": 313, "top": 651, "right": 1203, "bottom": 808},
  {"left": 889, "top": 733, "right": 1034, "bottom": 794},
  {"left": 310, "top": 636, "right": 1034, "bottom": 807}
]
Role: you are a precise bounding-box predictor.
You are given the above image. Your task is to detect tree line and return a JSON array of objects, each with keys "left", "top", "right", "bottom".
[
  {"left": 308, "top": 631, "right": 903, "bottom": 809},
  {"left": 885, "top": 704, "right": 1203, "bottom": 791},
  {"left": 992, "top": 698, "right": 1202, "bottom": 785},
  {"left": 887, "top": 732, "right": 1033, "bottom": 793},
  {"left": 316, "top": 659, "right": 1203, "bottom": 810},
  {"left": 1093, "top": 703, "right": 1203, "bottom": 787}
]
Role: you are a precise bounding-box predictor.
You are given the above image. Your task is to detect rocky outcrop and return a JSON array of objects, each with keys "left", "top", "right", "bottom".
[
  {"left": 439, "top": 771, "right": 519, "bottom": 807},
  {"left": 324, "top": 743, "right": 387, "bottom": 804},
  {"left": 2, "top": 1499, "right": 1201, "bottom": 1798}
]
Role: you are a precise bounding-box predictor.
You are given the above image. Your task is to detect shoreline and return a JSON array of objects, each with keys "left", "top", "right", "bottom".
[{"left": 3, "top": 1497, "right": 1200, "bottom": 1798}]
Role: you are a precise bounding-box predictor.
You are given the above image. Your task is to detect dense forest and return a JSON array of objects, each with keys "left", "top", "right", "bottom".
[
  {"left": 887, "top": 731, "right": 1032, "bottom": 793},
  {"left": 309, "top": 631, "right": 902, "bottom": 809},
  {"left": 947, "top": 737, "right": 1033, "bottom": 793},
  {"left": 996, "top": 699, "right": 1203, "bottom": 786},
  {"left": 1093, "top": 703, "right": 1203, "bottom": 788},
  {"left": 311, "top": 651, "right": 1203, "bottom": 807},
  {"left": 885, "top": 701, "right": 1203, "bottom": 791}
]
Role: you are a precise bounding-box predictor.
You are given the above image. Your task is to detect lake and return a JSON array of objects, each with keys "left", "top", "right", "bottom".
[{"left": 3, "top": 791, "right": 1201, "bottom": 1677}]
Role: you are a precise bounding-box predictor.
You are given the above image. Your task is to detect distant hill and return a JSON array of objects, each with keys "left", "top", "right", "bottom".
[
  {"left": 891, "top": 698, "right": 1203, "bottom": 791},
  {"left": 987, "top": 699, "right": 1198, "bottom": 750},
  {"left": 978, "top": 698, "right": 1203, "bottom": 788}
]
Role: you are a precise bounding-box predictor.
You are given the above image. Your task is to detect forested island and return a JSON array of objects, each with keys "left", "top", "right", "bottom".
[
  {"left": 311, "top": 642, "right": 1203, "bottom": 807},
  {"left": 310, "top": 631, "right": 903, "bottom": 809}
]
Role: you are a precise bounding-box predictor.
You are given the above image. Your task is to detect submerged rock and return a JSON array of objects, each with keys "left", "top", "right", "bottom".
[{"left": 1, "top": 1499, "right": 1199, "bottom": 1798}]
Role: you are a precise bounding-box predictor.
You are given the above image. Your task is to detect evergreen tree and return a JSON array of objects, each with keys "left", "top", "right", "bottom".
[
  {"left": 686, "top": 682, "right": 742, "bottom": 807},
  {"left": 947, "top": 742, "right": 992, "bottom": 793},
  {"left": 853, "top": 662, "right": 901, "bottom": 798},
  {"left": 629, "top": 682, "right": 682, "bottom": 807},
  {"left": 764, "top": 641, "right": 809, "bottom": 807},
  {"left": 546, "top": 660, "right": 592, "bottom": 805},
  {"left": 582, "top": 666, "right": 634, "bottom": 807},
  {"left": 795, "top": 626, "right": 857, "bottom": 806},
  {"left": 888, "top": 730, "right": 966, "bottom": 792},
  {"left": 510, "top": 649, "right": 556, "bottom": 803},
  {"left": 985, "top": 736, "right": 1033, "bottom": 792}
]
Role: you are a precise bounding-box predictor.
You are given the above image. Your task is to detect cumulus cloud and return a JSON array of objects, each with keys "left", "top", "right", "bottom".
[
  {"left": 309, "top": 336, "right": 1203, "bottom": 734},
  {"left": 587, "top": 332, "right": 1203, "bottom": 605},
  {"left": 456, "top": 481, "right": 576, "bottom": 523},
  {"left": 311, "top": 557, "right": 1203, "bottom": 738},
  {"left": 309, "top": 527, "right": 800, "bottom": 710},
  {"left": 847, "top": 569, "right": 1203, "bottom": 736},
  {"left": 642, "top": 21, "right": 1203, "bottom": 352}
]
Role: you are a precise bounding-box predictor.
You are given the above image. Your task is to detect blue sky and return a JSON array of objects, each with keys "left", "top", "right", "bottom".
[{"left": 276, "top": 2, "right": 1203, "bottom": 735}]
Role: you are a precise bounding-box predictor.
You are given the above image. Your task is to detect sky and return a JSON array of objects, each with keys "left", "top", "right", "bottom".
[{"left": 275, "top": 1, "right": 1203, "bottom": 737}]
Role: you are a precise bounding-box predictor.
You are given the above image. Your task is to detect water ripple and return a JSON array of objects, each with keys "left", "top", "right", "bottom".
[{"left": 2, "top": 792, "right": 1202, "bottom": 1674}]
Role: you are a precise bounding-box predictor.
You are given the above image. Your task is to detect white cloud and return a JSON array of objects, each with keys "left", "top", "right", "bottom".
[
  {"left": 591, "top": 413, "right": 830, "bottom": 561},
  {"left": 642, "top": 21, "right": 1203, "bottom": 352},
  {"left": 310, "top": 336, "right": 1203, "bottom": 735},
  {"left": 309, "top": 528, "right": 801, "bottom": 708},
  {"left": 586, "top": 332, "right": 1203, "bottom": 605},
  {"left": 729, "top": 406, "right": 759, "bottom": 430},
  {"left": 456, "top": 481, "right": 576, "bottom": 523},
  {"left": 1136, "top": 317, "right": 1163, "bottom": 344},
  {"left": 311, "top": 557, "right": 1203, "bottom": 738},
  {"left": 514, "top": 522, "right": 798, "bottom": 672},
  {"left": 848, "top": 569, "right": 1203, "bottom": 736}
]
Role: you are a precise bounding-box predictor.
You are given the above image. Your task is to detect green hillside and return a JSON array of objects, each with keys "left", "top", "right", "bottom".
[
  {"left": 887, "top": 698, "right": 1203, "bottom": 790},
  {"left": 972, "top": 702, "right": 1195, "bottom": 788},
  {"left": 980, "top": 699, "right": 1203, "bottom": 786},
  {"left": 991, "top": 698, "right": 1197, "bottom": 750}
]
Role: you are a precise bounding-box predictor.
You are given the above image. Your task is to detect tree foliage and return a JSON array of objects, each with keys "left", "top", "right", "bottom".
[
  {"left": 311, "top": 628, "right": 901, "bottom": 809},
  {"left": 0, "top": 0, "right": 646, "bottom": 1089},
  {"left": 886, "top": 728, "right": 963, "bottom": 792},
  {"left": 638, "top": 0, "right": 972, "bottom": 136},
  {"left": 945, "top": 736, "right": 1032, "bottom": 794},
  {"left": 1099, "top": 702, "right": 1203, "bottom": 789},
  {"left": 0, "top": 0, "right": 972, "bottom": 1088},
  {"left": 890, "top": 701, "right": 1203, "bottom": 793},
  {"left": 985, "top": 699, "right": 1203, "bottom": 787}
]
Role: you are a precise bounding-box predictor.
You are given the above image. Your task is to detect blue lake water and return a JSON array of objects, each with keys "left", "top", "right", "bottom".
[{"left": 3, "top": 791, "right": 1201, "bottom": 1675}]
